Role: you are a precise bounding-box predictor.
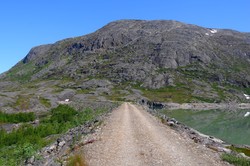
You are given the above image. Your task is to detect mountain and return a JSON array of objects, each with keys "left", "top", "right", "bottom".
[{"left": 1, "top": 19, "right": 250, "bottom": 112}]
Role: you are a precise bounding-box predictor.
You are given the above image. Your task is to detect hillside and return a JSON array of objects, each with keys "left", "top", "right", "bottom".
[{"left": 1, "top": 20, "right": 250, "bottom": 113}]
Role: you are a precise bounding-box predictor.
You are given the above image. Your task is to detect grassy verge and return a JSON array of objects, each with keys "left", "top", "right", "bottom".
[
  {"left": 0, "top": 105, "right": 107, "bottom": 166},
  {"left": 221, "top": 153, "right": 250, "bottom": 166}
]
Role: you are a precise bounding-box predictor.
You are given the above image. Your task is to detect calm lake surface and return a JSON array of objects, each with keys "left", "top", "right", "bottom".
[{"left": 161, "top": 109, "right": 250, "bottom": 145}]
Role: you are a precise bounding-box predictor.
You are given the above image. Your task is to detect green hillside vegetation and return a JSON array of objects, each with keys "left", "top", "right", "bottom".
[{"left": 0, "top": 105, "right": 107, "bottom": 166}]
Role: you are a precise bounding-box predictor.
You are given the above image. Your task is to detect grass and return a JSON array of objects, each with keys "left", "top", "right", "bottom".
[
  {"left": 14, "top": 95, "right": 31, "bottom": 110},
  {"left": 192, "top": 96, "right": 218, "bottom": 103},
  {"left": 211, "top": 83, "right": 226, "bottom": 101},
  {"left": 52, "top": 87, "right": 64, "bottom": 93},
  {"left": 177, "top": 62, "right": 212, "bottom": 80},
  {"left": 39, "top": 97, "right": 51, "bottom": 108},
  {"left": 5, "top": 60, "right": 52, "bottom": 83},
  {"left": 105, "top": 91, "right": 127, "bottom": 102},
  {"left": 0, "top": 111, "right": 35, "bottom": 123},
  {"left": 0, "top": 105, "right": 108, "bottom": 165},
  {"left": 228, "top": 146, "right": 250, "bottom": 157},
  {"left": 221, "top": 153, "right": 250, "bottom": 166},
  {"left": 244, "top": 88, "right": 250, "bottom": 94},
  {"left": 67, "top": 154, "right": 87, "bottom": 166},
  {"left": 99, "top": 86, "right": 129, "bottom": 102},
  {"left": 5, "top": 62, "right": 34, "bottom": 82},
  {"left": 0, "top": 93, "right": 8, "bottom": 97},
  {"left": 140, "top": 86, "right": 193, "bottom": 103}
]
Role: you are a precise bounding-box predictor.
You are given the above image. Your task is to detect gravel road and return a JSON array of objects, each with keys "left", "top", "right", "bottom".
[{"left": 83, "top": 103, "right": 229, "bottom": 166}]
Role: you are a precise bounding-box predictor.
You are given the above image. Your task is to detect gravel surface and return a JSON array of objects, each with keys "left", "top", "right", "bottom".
[{"left": 83, "top": 103, "right": 230, "bottom": 166}]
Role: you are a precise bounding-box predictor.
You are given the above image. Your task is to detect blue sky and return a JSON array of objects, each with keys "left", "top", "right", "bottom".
[{"left": 0, "top": 0, "right": 249, "bottom": 74}]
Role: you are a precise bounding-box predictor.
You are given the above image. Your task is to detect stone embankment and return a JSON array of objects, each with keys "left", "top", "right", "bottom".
[{"left": 142, "top": 100, "right": 250, "bottom": 110}]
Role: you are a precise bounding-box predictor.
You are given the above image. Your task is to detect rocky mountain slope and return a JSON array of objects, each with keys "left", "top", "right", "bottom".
[{"left": 1, "top": 19, "right": 250, "bottom": 113}]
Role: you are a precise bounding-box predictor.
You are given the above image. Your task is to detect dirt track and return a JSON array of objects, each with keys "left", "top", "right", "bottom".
[{"left": 83, "top": 103, "right": 229, "bottom": 166}]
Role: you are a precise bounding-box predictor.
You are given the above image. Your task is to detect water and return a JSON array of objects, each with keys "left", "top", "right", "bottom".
[{"left": 160, "top": 109, "right": 250, "bottom": 145}]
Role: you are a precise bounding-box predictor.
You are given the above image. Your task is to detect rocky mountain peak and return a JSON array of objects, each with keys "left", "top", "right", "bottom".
[{"left": 2, "top": 19, "right": 250, "bottom": 103}]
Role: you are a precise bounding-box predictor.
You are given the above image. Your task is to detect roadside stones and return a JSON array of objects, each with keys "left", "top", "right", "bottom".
[
  {"left": 25, "top": 156, "right": 35, "bottom": 166},
  {"left": 167, "top": 121, "right": 175, "bottom": 126},
  {"left": 58, "top": 141, "right": 66, "bottom": 148},
  {"left": 47, "top": 144, "right": 56, "bottom": 154},
  {"left": 166, "top": 118, "right": 178, "bottom": 126},
  {"left": 57, "top": 138, "right": 66, "bottom": 148}
]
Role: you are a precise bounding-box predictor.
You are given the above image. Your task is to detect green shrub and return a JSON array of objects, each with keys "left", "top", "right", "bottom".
[
  {"left": 221, "top": 153, "right": 250, "bottom": 166},
  {"left": 50, "top": 105, "right": 78, "bottom": 123}
]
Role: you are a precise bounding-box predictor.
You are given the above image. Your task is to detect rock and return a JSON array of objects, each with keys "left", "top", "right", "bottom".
[
  {"left": 169, "top": 118, "right": 178, "bottom": 124},
  {"left": 58, "top": 89, "right": 75, "bottom": 101},
  {"left": 57, "top": 138, "right": 62, "bottom": 144},
  {"left": 25, "top": 155, "right": 35, "bottom": 165},
  {"left": 47, "top": 144, "right": 56, "bottom": 153},
  {"left": 239, "top": 152, "right": 248, "bottom": 158},
  {"left": 64, "top": 135, "right": 71, "bottom": 141},
  {"left": 244, "top": 112, "right": 250, "bottom": 117},
  {"left": 1, "top": 20, "right": 250, "bottom": 107},
  {"left": 143, "top": 74, "right": 170, "bottom": 89},
  {"left": 30, "top": 156, "right": 35, "bottom": 163},
  {"left": 221, "top": 147, "right": 232, "bottom": 154},
  {"left": 58, "top": 140, "right": 66, "bottom": 147},
  {"left": 167, "top": 121, "right": 175, "bottom": 126},
  {"left": 31, "top": 119, "right": 39, "bottom": 125}
]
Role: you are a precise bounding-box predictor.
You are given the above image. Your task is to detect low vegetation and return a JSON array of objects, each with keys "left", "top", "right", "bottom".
[
  {"left": 0, "top": 111, "right": 35, "bottom": 123},
  {"left": 221, "top": 153, "right": 250, "bottom": 166},
  {"left": 39, "top": 97, "right": 51, "bottom": 108},
  {"left": 140, "top": 85, "right": 194, "bottom": 103},
  {"left": 228, "top": 146, "right": 250, "bottom": 157},
  {"left": 67, "top": 154, "right": 87, "bottom": 166},
  {"left": 0, "top": 105, "right": 107, "bottom": 166},
  {"left": 14, "top": 95, "right": 31, "bottom": 110}
]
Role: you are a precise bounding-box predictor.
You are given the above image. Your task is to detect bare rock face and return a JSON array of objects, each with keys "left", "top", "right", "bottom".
[
  {"left": 22, "top": 44, "right": 52, "bottom": 64},
  {"left": 143, "top": 74, "right": 173, "bottom": 89}
]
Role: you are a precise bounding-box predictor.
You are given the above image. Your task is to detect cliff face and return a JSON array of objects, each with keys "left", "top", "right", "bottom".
[{"left": 1, "top": 20, "right": 250, "bottom": 105}]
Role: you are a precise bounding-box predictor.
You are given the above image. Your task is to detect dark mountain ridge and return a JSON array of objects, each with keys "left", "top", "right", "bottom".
[{"left": 1, "top": 20, "right": 250, "bottom": 108}]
